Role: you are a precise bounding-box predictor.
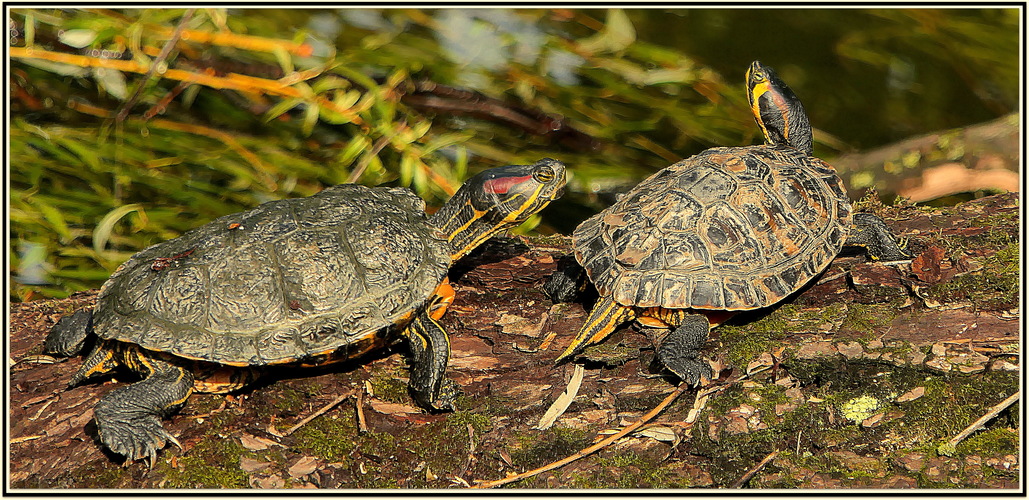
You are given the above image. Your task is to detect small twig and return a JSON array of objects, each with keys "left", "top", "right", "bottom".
[
  {"left": 67, "top": 95, "right": 278, "bottom": 190},
  {"left": 731, "top": 450, "right": 780, "bottom": 488},
  {"left": 116, "top": 8, "right": 195, "bottom": 123},
  {"left": 10, "top": 435, "right": 44, "bottom": 444},
  {"left": 940, "top": 390, "right": 1020, "bottom": 454},
  {"left": 356, "top": 387, "right": 369, "bottom": 434},
  {"left": 281, "top": 392, "right": 352, "bottom": 436},
  {"left": 28, "top": 399, "right": 55, "bottom": 421},
  {"left": 472, "top": 383, "right": 695, "bottom": 489},
  {"left": 12, "top": 48, "right": 366, "bottom": 125},
  {"left": 346, "top": 134, "right": 392, "bottom": 184}
]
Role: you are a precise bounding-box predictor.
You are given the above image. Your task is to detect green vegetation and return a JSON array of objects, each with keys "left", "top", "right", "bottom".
[{"left": 8, "top": 8, "right": 1019, "bottom": 300}]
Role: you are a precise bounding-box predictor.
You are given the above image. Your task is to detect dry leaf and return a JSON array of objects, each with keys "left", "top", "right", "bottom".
[
  {"left": 240, "top": 433, "right": 280, "bottom": 451},
  {"left": 746, "top": 352, "right": 775, "bottom": 375},
  {"left": 288, "top": 456, "right": 320, "bottom": 478},
  {"left": 240, "top": 457, "right": 273, "bottom": 473},
  {"left": 250, "top": 474, "right": 285, "bottom": 489},
  {"left": 367, "top": 399, "right": 420, "bottom": 415},
  {"left": 635, "top": 425, "right": 678, "bottom": 443},
  {"left": 896, "top": 386, "right": 926, "bottom": 403},
  {"left": 534, "top": 364, "right": 585, "bottom": 430},
  {"left": 861, "top": 412, "right": 886, "bottom": 428},
  {"left": 496, "top": 313, "right": 549, "bottom": 337}
]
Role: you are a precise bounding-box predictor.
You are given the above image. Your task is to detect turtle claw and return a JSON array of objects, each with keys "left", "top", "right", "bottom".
[
  {"left": 95, "top": 405, "right": 180, "bottom": 466},
  {"left": 92, "top": 362, "right": 193, "bottom": 466},
  {"left": 660, "top": 357, "right": 713, "bottom": 387}
]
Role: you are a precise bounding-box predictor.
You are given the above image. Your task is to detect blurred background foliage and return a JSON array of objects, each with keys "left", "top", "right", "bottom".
[{"left": 7, "top": 8, "right": 1021, "bottom": 300}]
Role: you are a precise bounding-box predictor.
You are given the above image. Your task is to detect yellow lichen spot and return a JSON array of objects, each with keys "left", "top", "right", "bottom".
[{"left": 839, "top": 395, "right": 882, "bottom": 423}]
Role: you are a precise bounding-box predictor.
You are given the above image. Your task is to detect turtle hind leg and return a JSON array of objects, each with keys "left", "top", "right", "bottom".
[
  {"left": 403, "top": 312, "right": 457, "bottom": 412},
  {"left": 45, "top": 309, "right": 94, "bottom": 357},
  {"left": 555, "top": 296, "right": 637, "bottom": 364},
  {"left": 848, "top": 212, "right": 912, "bottom": 261},
  {"left": 656, "top": 313, "right": 713, "bottom": 386},
  {"left": 93, "top": 349, "right": 194, "bottom": 467}
]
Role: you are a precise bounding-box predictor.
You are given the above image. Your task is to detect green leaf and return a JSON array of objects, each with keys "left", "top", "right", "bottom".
[
  {"left": 302, "top": 102, "right": 320, "bottom": 136},
  {"left": 24, "top": 13, "right": 35, "bottom": 46},
  {"left": 33, "top": 199, "right": 73, "bottom": 244},
  {"left": 92, "top": 67, "right": 128, "bottom": 100},
  {"left": 263, "top": 98, "right": 303, "bottom": 122},
  {"left": 58, "top": 28, "right": 97, "bottom": 48},
  {"left": 93, "top": 204, "right": 143, "bottom": 256},
  {"left": 578, "top": 9, "right": 636, "bottom": 54},
  {"left": 273, "top": 46, "right": 294, "bottom": 74},
  {"left": 338, "top": 136, "right": 372, "bottom": 166}
]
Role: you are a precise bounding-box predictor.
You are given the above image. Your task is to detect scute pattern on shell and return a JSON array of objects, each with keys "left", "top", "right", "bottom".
[
  {"left": 93, "top": 184, "right": 451, "bottom": 365},
  {"left": 573, "top": 145, "right": 852, "bottom": 311}
]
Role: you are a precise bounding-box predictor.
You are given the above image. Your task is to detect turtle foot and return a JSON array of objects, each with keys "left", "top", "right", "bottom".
[
  {"left": 656, "top": 313, "right": 712, "bottom": 386},
  {"left": 94, "top": 396, "right": 182, "bottom": 467},
  {"left": 91, "top": 360, "right": 193, "bottom": 466},
  {"left": 428, "top": 378, "right": 460, "bottom": 412}
]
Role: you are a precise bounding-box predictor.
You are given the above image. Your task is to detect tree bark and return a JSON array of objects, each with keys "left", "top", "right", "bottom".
[{"left": 8, "top": 192, "right": 1019, "bottom": 489}]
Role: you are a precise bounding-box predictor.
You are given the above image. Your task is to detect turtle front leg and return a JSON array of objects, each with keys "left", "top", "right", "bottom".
[
  {"left": 543, "top": 255, "right": 591, "bottom": 304},
  {"left": 656, "top": 313, "right": 714, "bottom": 386},
  {"left": 848, "top": 212, "right": 912, "bottom": 261},
  {"left": 93, "top": 351, "right": 194, "bottom": 467},
  {"left": 403, "top": 312, "right": 458, "bottom": 411}
]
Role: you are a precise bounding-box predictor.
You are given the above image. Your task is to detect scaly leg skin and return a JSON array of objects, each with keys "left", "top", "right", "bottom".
[
  {"left": 543, "top": 256, "right": 590, "bottom": 304},
  {"left": 404, "top": 312, "right": 457, "bottom": 412},
  {"left": 555, "top": 296, "right": 637, "bottom": 363},
  {"left": 92, "top": 354, "right": 194, "bottom": 468},
  {"left": 848, "top": 212, "right": 912, "bottom": 261},
  {"left": 656, "top": 313, "right": 713, "bottom": 386}
]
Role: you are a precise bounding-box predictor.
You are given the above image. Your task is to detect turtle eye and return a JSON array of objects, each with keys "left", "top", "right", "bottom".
[{"left": 532, "top": 165, "right": 555, "bottom": 183}]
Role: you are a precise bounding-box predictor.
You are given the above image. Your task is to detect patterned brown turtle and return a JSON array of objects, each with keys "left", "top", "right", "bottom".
[
  {"left": 549, "top": 61, "right": 909, "bottom": 384},
  {"left": 45, "top": 159, "right": 566, "bottom": 465}
]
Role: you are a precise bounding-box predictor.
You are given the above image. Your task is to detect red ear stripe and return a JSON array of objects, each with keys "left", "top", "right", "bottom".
[{"left": 483, "top": 174, "right": 533, "bottom": 195}]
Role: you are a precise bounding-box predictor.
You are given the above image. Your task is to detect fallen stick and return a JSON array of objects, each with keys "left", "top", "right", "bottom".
[
  {"left": 938, "top": 390, "right": 1020, "bottom": 456},
  {"left": 281, "top": 392, "right": 352, "bottom": 436},
  {"left": 356, "top": 387, "right": 369, "bottom": 434},
  {"left": 731, "top": 450, "right": 780, "bottom": 488},
  {"left": 473, "top": 381, "right": 716, "bottom": 489}
]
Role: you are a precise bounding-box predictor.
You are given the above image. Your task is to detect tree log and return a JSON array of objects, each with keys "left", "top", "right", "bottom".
[
  {"left": 834, "top": 114, "right": 1020, "bottom": 202},
  {"left": 8, "top": 193, "right": 1019, "bottom": 489}
]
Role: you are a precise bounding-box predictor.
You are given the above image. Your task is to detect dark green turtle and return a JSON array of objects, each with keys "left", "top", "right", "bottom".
[
  {"left": 46, "top": 159, "right": 566, "bottom": 465},
  {"left": 549, "top": 61, "right": 910, "bottom": 384}
]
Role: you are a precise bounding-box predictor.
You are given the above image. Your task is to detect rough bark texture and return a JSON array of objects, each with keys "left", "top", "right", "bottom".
[{"left": 8, "top": 193, "right": 1020, "bottom": 490}]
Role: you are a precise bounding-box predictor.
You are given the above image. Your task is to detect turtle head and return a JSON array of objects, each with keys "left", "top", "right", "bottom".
[
  {"left": 431, "top": 158, "right": 566, "bottom": 261},
  {"left": 746, "top": 61, "right": 813, "bottom": 155}
]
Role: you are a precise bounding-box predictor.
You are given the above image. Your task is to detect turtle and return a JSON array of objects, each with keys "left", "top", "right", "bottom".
[
  {"left": 548, "top": 61, "right": 910, "bottom": 384},
  {"left": 44, "top": 158, "right": 566, "bottom": 465}
]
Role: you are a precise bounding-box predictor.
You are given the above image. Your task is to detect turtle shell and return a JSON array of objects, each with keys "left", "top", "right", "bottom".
[
  {"left": 573, "top": 145, "right": 853, "bottom": 311},
  {"left": 93, "top": 184, "right": 451, "bottom": 366}
]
